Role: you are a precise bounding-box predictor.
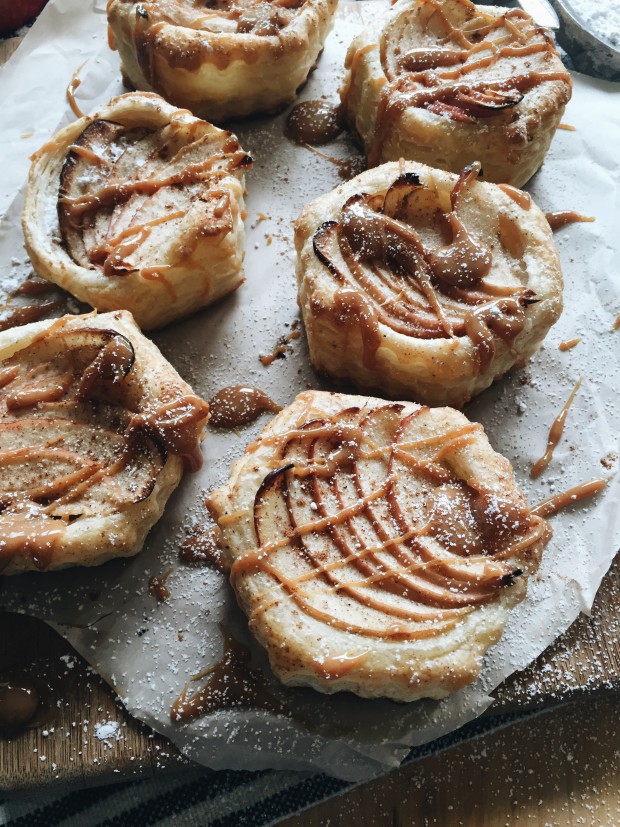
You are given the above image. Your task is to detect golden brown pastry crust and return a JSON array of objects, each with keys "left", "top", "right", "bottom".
[
  {"left": 22, "top": 92, "right": 251, "bottom": 330},
  {"left": 340, "top": 0, "right": 571, "bottom": 187},
  {"left": 107, "top": 0, "right": 339, "bottom": 121},
  {"left": 207, "top": 390, "right": 550, "bottom": 702},
  {"left": 0, "top": 310, "right": 209, "bottom": 575},
  {"left": 295, "top": 160, "right": 563, "bottom": 407}
]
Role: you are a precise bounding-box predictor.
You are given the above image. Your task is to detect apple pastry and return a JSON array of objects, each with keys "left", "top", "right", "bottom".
[
  {"left": 107, "top": 0, "right": 339, "bottom": 122},
  {"left": 295, "top": 160, "right": 563, "bottom": 407},
  {"left": 340, "top": 0, "right": 571, "bottom": 187},
  {"left": 0, "top": 310, "right": 210, "bottom": 575},
  {"left": 207, "top": 390, "right": 551, "bottom": 701},
  {"left": 22, "top": 92, "right": 252, "bottom": 330}
]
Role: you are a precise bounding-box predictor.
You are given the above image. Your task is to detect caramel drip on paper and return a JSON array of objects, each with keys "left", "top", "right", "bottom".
[
  {"left": 219, "top": 404, "right": 548, "bottom": 644},
  {"left": 66, "top": 67, "right": 85, "bottom": 119},
  {"left": 311, "top": 165, "right": 533, "bottom": 372},
  {"left": 0, "top": 323, "right": 209, "bottom": 572},
  {"left": 171, "top": 631, "right": 285, "bottom": 723},
  {"left": 531, "top": 378, "right": 582, "bottom": 478},
  {"left": 545, "top": 211, "right": 595, "bottom": 232},
  {"left": 558, "top": 338, "right": 581, "bottom": 352},
  {"left": 532, "top": 478, "right": 607, "bottom": 519},
  {"left": 208, "top": 385, "right": 282, "bottom": 429},
  {"left": 179, "top": 526, "right": 229, "bottom": 573},
  {"left": 149, "top": 567, "right": 174, "bottom": 603},
  {"left": 259, "top": 326, "right": 301, "bottom": 366}
]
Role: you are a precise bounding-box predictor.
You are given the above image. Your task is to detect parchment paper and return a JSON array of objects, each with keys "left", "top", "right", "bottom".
[{"left": 0, "top": 0, "right": 619, "bottom": 783}]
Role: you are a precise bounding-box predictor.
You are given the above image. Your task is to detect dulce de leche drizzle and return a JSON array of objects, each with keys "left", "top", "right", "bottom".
[
  {"left": 531, "top": 377, "right": 581, "bottom": 478},
  {"left": 0, "top": 321, "right": 208, "bottom": 572},
  {"left": 220, "top": 403, "right": 549, "bottom": 649},
  {"left": 58, "top": 115, "right": 252, "bottom": 283},
  {"left": 171, "top": 630, "right": 286, "bottom": 723},
  {"left": 208, "top": 385, "right": 282, "bottom": 429},
  {"left": 532, "top": 478, "right": 607, "bottom": 519},
  {"left": 179, "top": 526, "right": 229, "bottom": 574},
  {"left": 126, "top": 0, "right": 305, "bottom": 83},
  {"left": 348, "top": 1, "right": 571, "bottom": 166},
  {"left": 545, "top": 211, "right": 595, "bottom": 232},
  {"left": 312, "top": 165, "right": 534, "bottom": 372}
]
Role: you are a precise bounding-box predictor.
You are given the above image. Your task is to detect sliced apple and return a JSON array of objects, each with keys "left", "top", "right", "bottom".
[
  {"left": 0, "top": 413, "right": 164, "bottom": 516},
  {"left": 59, "top": 120, "right": 126, "bottom": 268}
]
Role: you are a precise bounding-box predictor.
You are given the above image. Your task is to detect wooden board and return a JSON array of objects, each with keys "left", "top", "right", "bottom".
[{"left": 1, "top": 551, "right": 618, "bottom": 793}]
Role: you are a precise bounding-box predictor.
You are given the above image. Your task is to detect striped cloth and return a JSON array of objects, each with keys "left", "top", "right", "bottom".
[{"left": 1, "top": 708, "right": 540, "bottom": 826}]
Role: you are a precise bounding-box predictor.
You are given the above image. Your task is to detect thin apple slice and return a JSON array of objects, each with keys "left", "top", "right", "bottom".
[
  {"left": 3, "top": 328, "right": 134, "bottom": 383},
  {"left": 59, "top": 120, "right": 126, "bottom": 268},
  {"left": 99, "top": 126, "right": 173, "bottom": 243},
  {"left": 0, "top": 414, "right": 164, "bottom": 515}
]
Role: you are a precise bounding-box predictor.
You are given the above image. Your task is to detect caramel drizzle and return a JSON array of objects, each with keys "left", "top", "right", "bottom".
[
  {"left": 558, "top": 337, "right": 581, "bottom": 351},
  {"left": 532, "top": 478, "right": 607, "bottom": 519},
  {"left": 88, "top": 211, "right": 186, "bottom": 279},
  {"left": 134, "top": 0, "right": 304, "bottom": 37},
  {"left": 67, "top": 144, "right": 110, "bottom": 167},
  {"left": 66, "top": 67, "right": 85, "bottom": 119},
  {"left": 0, "top": 324, "right": 208, "bottom": 570},
  {"left": 225, "top": 405, "right": 547, "bottom": 642},
  {"left": 312, "top": 167, "right": 532, "bottom": 372},
  {"left": 61, "top": 150, "right": 249, "bottom": 218},
  {"left": 361, "top": 3, "right": 570, "bottom": 165},
  {"left": 531, "top": 378, "right": 582, "bottom": 478},
  {"left": 131, "top": 0, "right": 304, "bottom": 89},
  {"left": 498, "top": 184, "right": 531, "bottom": 211},
  {"left": 59, "top": 116, "right": 251, "bottom": 281},
  {"left": 545, "top": 211, "right": 595, "bottom": 232}
]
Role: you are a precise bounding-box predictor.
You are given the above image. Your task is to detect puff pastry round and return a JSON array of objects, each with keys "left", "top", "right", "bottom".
[
  {"left": 207, "top": 390, "right": 551, "bottom": 701},
  {"left": 295, "top": 160, "right": 563, "bottom": 407},
  {"left": 340, "top": 0, "right": 572, "bottom": 187},
  {"left": 107, "top": 0, "right": 339, "bottom": 122},
  {"left": 22, "top": 92, "right": 251, "bottom": 330},
  {"left": 0, "top": 310, "right": 209, "bottom": 575}
]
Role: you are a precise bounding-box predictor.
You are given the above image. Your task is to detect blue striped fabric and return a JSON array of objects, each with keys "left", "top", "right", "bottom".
[{"left": 0, "top": 707, "right": 541, "bottom": 827}]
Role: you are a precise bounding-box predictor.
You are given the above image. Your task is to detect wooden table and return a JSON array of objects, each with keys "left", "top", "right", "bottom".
[{"left": 1, "top": 30, "right": 620, "bottom": 827}]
